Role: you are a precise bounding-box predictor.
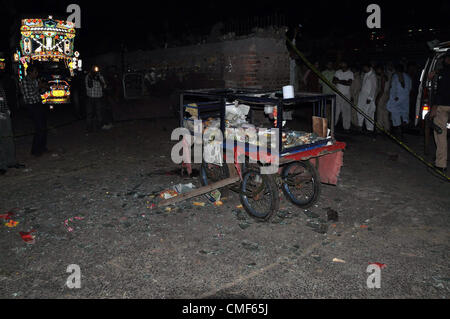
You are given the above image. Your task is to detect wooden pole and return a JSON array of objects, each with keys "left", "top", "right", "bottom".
[{"left": 157, "top": 175, "right": 241, "bottom": 207}]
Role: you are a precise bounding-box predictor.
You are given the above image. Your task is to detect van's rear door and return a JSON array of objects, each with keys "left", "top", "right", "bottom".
[{"left": 415, "top": 57, "right": 431, "bottom": 126}]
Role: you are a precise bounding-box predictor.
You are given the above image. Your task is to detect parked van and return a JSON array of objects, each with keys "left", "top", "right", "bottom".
[{"left": 415, "top": 41, "right": 450, "bottom": 153}]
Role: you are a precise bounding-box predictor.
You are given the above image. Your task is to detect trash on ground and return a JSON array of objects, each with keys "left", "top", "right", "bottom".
[
  {"left": 332, "top": 258, "right": 346, "bottom": 263},
  {"left": 173, "top": 183, "right": 195, "bottom": 194},
  {"left": 238, "top": 222, "right": 250, "bottom": 229},
  {"left": 369, "top": 262, "right": 386, "bottom": 269},
  {"left": 236, "top": 204, "right": 243, "bottom": 209},
  {"left": 303, "top": 209, "right": 319, "bottom": 218},
  {"left": 64, "top": 216, "right": 84, "bottom": 232},
  {"left": 205, "top": 189, "right": 221, "bottom": 203},
  {"left": 0, "top": 212, "right": 14, "bottom": 220},
  {"left": 326, "top": 208, "right": 339, "bottom": 222},
  {"left": 159, "top": 189, "right": 178, "bottom": 199},
  {"left": 306, "top": 220, "right": 328, "bottom": 234},
  {"left": 19, "top": 230, "right": 36, "bottom": 244},
  {"left": 213, "top": 200, "right": 223, "bottom": 207},
  {"left": 4, "top": 220, "right": 19, "bottom": 227},
  {"left": 193, "top": 201, "right": 206, "bottom": 207},
  {"left": 241, "top": 240, "right": 259, "bottom": 251}
]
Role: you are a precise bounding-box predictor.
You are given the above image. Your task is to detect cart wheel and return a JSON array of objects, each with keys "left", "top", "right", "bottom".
[
  {"left": 200, "top": 162, "right": 230, "bottom": 195},
  {"left": 281, "top": 161, "right": 321, "bottom": 208},
  {"left": 239, "top": 170, "right": 279, "bottom": 221}
]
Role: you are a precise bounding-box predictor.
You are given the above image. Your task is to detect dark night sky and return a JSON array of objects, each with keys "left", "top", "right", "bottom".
[{"left": 1, "top": 0, "right": 449, "bottom": 56}]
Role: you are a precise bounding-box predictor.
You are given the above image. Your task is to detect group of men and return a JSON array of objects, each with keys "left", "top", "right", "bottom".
[
  {"left": 0, "top": 64, "right": 112, "bottom": 175},
  {"left": 292, "top": 55, "right": 449, "bottom": 175},
  {"left": 318, "top": 61, "right": 412, "bottom": 136}
]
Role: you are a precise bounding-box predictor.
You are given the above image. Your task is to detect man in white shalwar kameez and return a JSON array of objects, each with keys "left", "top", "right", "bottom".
[{"left": 357, "top": 63, "right": 377, "bottom": 131}]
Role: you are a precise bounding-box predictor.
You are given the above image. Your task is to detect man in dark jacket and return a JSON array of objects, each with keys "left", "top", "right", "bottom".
[
  {"left": 1, "top": 73, "right": 24, "bottom": 174},
  {"left": 430, "top": 53, "right": 450, "bottom": 175}
]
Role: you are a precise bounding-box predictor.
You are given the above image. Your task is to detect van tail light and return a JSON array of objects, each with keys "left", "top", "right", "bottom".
[{"left": 422, "top": 104, "right": 429, "bottom": 120}]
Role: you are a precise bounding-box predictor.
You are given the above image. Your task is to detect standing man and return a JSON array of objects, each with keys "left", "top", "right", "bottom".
[
  {"left": 320, "top": 61, "right": 336, "bottom": 124},
  {"left": 429, "top": 54, "right": 450, "bottom": 175},
  {"left": 320, "top": 61, "right": 336, "bottom": 95},
  {"left": 375, "top": 65, "right": 391, "bottom": 133},
  {"left": 1, "top": 75, "right": 23, "bottom": 174},
  {"left": 21, "top": 65, "right": 48, "bottom": 157},
  {"left": 350, "top": 65, "right": 362, "bottom": 128},
  {"left": 85, "top": 65, "right": 107, "bottom": 132},
  {"left": 303, "top": 61, "right": 321, "bottom": 93},
  {"left": 356, "top": 63, "right": 378, "bottom": 133},
  {"left": 333, "top": 61, "right": 354, "bottom": 131},
  {"left": 386, "top": 64, "right": 411, "bottom": 137}
]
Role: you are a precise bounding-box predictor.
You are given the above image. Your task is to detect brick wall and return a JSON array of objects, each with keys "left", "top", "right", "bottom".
[{"left": 91, "top": 33, "right": 290, "bottom": 92}]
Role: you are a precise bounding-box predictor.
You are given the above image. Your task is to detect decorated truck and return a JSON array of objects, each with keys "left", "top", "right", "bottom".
[{"left": 13, "top": 16, "right": 82, "bottom": 106}]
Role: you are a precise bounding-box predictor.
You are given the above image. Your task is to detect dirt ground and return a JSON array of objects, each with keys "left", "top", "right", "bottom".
[{"left": 0, "top": 103, "right": 449, "bottom": 299}]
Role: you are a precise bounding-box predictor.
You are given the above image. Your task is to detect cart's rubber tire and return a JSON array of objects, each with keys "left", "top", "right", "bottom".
[
  {"left": 281, "top": 161, "right": 321, "bottom": 208},
  {"left": 200, "top": 162, "right": 231, "bottom": 195},
  {"left": 239, "top": 170, "right": 279, "bottom": 221}
]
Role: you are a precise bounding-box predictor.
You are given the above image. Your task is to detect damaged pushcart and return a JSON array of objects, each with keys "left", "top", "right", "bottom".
[{"left": 159, "top": 88, "right": 346, "bottom": 221}]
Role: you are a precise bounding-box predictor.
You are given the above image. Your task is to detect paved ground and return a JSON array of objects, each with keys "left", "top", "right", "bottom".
[{"left": 0, "top": 105, "right": 449, "bottom": 299}]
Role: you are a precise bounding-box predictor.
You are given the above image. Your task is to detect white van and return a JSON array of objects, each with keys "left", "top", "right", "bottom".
[{"left": 415, "top": 41, "right": 450, "bottom": 153}]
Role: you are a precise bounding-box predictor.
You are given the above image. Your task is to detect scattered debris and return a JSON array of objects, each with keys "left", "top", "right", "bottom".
[
  {"left": 159, "top": 190, "right": 178, "bottom": 199},
  {"left": 4, "top": 220, "right": 19, "bottom": 227},
  {"left": 241, "top": 240, "right": 259, "bottom": 251},
  {"left": 369, "top": 262, "right": 386, "bottom": 269},
  {"left": 205, "top": 189, "right": 221, "bottom": 203},
  {"left": 0, "top": 211, "right": 14, "bottom": 220},
  {"left": 303, "top": 209, "right": 319, "bottom": 219},
  {"left": 233, "top": 209, "right": 248, "bottom": 221},
  {"left": 326, "top": 208, "right": 339, "bottom": 222},
  {"left": 173, "top": 183, "right": 196, "bottom": 194},
  {"left": 238, "top": 222, "right": 251, "bottom": 230},
  {"left": 306, "top": 220, "right": 328, "bottom": 234},
  {"left": 213, "top": 200, "right": 223, "bottom": 207},
  {"left": 332, "top": 258, "right": 346, "bottom": 263},
  {"left": 19, "top": 230, "right": 36, "bottom": 244},
  {"left": 64, "top": 216, "right": 84, "bottom": 232},
  {"left": 193, "top": 202, "right": 205, "bottom": 207}
]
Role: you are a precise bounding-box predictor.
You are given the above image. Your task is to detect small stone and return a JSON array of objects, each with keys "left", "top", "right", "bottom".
[
  {"left": 238, "top": 222, "right": 250, "bottom": 230},
  {"left": 233, "top": 210, "right": 247, "bottom": 221},
  {"left": 326, "top": 208, "right": 339, "bottom": 222},
  {"left": 241, "top": 240, "right": 259, "bottom": 251},
  {"left": 304, "top": 210, "right": 319, "bottom": 218}
]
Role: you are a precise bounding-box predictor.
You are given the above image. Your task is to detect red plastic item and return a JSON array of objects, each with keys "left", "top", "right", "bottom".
[
  {"left": 19, "top": 230, "right": 36, "bottom": 244},
  {"left": 369, "top": 262, "right": 386, "bottom": 269}
]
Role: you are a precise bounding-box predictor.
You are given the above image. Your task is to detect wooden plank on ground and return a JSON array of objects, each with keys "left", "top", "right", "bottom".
[{"left": 157, "top": 175, "right": 241, "bottom": 207}]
